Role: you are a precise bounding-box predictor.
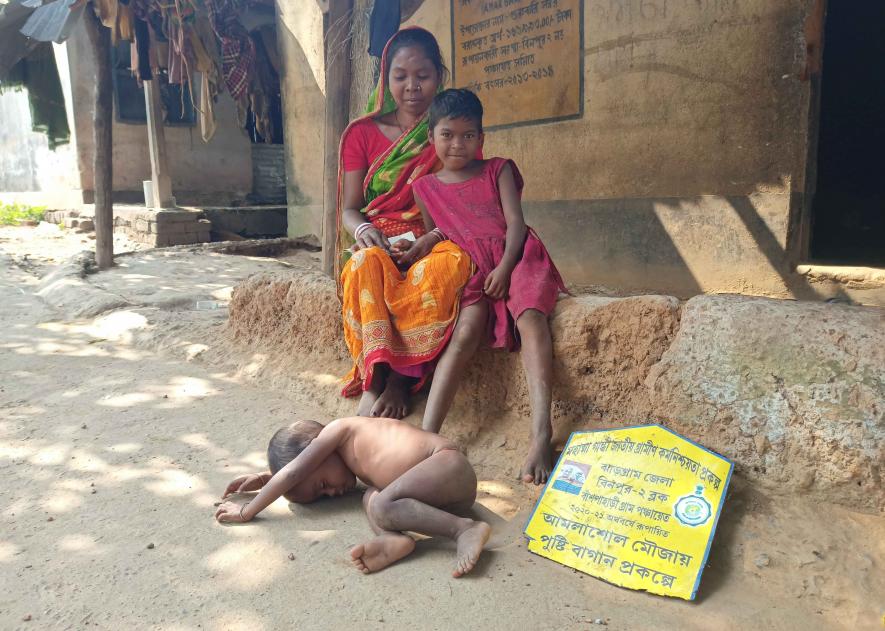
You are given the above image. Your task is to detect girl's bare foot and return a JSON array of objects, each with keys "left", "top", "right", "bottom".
[
  {"left": 520, "top": 438, "right": 553, "bottom": 485},
  {"left": 350, "top": 533, "right": 415, "bottom": 574},
  {"left": 370, "top": 371, "right": 411, "bottom": 419},
  {"left": 453, "top": 520, "right": 491, "bottom": 577}
]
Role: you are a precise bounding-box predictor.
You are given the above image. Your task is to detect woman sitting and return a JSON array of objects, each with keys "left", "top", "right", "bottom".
[{"left": 337, "top": 27, "right": 474, "bottom": 419}]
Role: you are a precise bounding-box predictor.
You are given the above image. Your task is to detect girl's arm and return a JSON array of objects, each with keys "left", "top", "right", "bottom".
[
  {"left": 418, "top": 192, "right": 438, "bottom": 233},
  {"left": 392, "top": 190, "right": 445, "bottom": 268},
  {"left": 341, "top": 169, "right": 391, "bottom": 251},
  {"left": 485, "top": 163, "right": 527, "bottom": 299},
  {"left": 214, "top": 420, "right": 350, "bottom": 523}
]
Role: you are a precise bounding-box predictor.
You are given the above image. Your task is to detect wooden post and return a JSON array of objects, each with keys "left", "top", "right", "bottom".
[
  {"left": 84, "top": 7, "right": 114, "bottom": 269},
  {"left": 321, "top": 0, "right": 354, "bottom": 277},
  {"left": 143, "top": 78, "right": 174, "bottom": 208}
]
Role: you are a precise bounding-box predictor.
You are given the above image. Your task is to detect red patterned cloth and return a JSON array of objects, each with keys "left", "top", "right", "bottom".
[{"left": 206, "top": 0, "right": 254, "bottom": 100}]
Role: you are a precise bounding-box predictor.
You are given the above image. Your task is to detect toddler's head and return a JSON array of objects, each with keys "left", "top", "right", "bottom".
[
  {"left": 267, "top": 420, "right": 323, "bottom": 474},
  {"left": 266, "top": 420, "right": 357, "bottom": 504},
  {"left": 428, "top": 88, "right": 484, "bottom": 171}
]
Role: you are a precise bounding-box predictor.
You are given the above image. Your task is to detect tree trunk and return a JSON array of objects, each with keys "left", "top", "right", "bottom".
[
  {"left": 321, "top": 0, "right": 354, "bottom": 277},
  {"left": 84, "top": 7, "right": 114, "bottom": 269}
]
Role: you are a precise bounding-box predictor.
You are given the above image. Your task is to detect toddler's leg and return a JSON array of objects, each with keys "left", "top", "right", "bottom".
[
  {"left": 422, "top": 301, "right": 489, "bottom": 433},
  {"left": 351, "top": 450, "right": 490, "bottom": 577},
  {"left": 351, "top": 487, "right": 416, "bottom": 574},
  {"left": 516, "top": 309, "right": 554, "bottom": 485}
]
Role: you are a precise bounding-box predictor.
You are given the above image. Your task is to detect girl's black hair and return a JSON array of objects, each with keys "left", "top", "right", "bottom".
[
  {"left": 428, "top": 88, "right": 484, "bottom": 132},
  {"left": 384, "top": 29, "right": 449, "bottom": 84}
]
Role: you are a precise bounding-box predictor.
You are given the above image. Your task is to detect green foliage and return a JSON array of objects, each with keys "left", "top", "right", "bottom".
[{"left": 0, "top": 203, "right": 47, "bottom": 225}]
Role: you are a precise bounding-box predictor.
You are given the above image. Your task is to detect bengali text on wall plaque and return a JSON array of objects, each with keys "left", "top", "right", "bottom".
[{"left": 451, "top": 0, "right": 583, "bottom": 129}]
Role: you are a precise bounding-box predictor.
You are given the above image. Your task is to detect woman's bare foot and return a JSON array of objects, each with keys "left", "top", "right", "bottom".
[
  {"left": 370, "top": 371, "right": 411, "bottom": 419},
  {"left": 453, "top": 520, "right": 491, "bottom": 578},
  {"left": 520, "top": 437, "right": 553, "bottom": 485},
  {"left": 350, "top": 533, "right": 416, "bottom": 574}
]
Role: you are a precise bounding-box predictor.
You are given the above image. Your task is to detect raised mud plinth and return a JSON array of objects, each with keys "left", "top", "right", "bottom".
[{"left": 228, "top": 270, "right": 884, "bottom": 513}]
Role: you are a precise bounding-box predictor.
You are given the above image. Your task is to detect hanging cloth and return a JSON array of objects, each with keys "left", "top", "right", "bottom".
[
  {"left": 205, "top": 0, "right": 255, "bottom": 101},
  {"left": 117, "top": 2, "right": 134, "bottom": 41},
  {"left": 200, "top": 72, "right": 217, "bottom": 141},
  {"left": 0, "top": 44, "right": 70, "bottom": 149},
  {"left": 132, "top": 16, "right": 152, "bottom": 80},
  {"left": 368, "top": 0, "right": 400, "bottom": 57}
]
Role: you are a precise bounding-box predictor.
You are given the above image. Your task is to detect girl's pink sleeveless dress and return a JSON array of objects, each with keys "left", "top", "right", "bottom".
[{"left": 412, "top": 157, "right": 567, "bottom": 351}]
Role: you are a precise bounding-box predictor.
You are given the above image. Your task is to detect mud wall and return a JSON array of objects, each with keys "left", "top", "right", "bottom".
[
  {"left": 278, "top": 1, "right": 837, "bottom": 300},
  {"left": 404, "top": 0, "right": 816, "bottom": 299},
  {"left": 275, "top": 2, "right": 325, "bottom": 237}
]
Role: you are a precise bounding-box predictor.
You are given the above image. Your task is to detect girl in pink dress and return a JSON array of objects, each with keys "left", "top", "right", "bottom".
[{"left": 401, "top": 89, "right": 567, "bottom": 485}]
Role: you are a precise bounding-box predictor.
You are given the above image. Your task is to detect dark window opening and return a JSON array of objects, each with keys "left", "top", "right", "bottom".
[
  {"left": 809, "top": 0, "right": 885, "bottom": 266},
  {"left": 110, "top": 41, "right": 196, "bottom": 127}
]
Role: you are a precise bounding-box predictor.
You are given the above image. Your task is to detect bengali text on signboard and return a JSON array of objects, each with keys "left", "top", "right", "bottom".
[{"left": 524, "top": 424, "right": 733, "bottom": 600}]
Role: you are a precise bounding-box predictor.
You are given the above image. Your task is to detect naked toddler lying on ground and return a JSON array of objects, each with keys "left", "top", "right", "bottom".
[{"left": 214, "top": 416, "right": 491, "bottom": 577}]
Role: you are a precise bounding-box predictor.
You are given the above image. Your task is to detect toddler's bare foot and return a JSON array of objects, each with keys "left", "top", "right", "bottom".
[
  {"left": 520, "top": 438, "right": 553, "bottom": 485},
  {"left": 350, "top": 533, "right": 415, "bottom": 574},
  {"left": 370, "top": 372, "right": 411, "bottom": 419},
  {"left": 453, "top": 520, "right": 491, "bottom": 578}
]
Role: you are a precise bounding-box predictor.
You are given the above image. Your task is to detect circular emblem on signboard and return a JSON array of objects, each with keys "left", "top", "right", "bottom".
[{"left": 674, "top": 486, "right": 712, "bottom": 527}]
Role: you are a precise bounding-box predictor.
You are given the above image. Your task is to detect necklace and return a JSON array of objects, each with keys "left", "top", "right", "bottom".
[{"left": 393, "top": 110, "right": 410, "bottom": 135}]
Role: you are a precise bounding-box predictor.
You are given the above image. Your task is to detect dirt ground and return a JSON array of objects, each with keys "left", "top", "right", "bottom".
[{"left": 0, "top": 225, "right": 883, "bottom": 631}]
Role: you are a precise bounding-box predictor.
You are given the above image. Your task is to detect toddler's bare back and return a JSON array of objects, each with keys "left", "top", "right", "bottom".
[{"left": 334, "top": 416, "right": 459, "bottom": 489}]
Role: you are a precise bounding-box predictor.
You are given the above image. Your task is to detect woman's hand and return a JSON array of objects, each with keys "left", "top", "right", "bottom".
[
  {"left": 391, "top": 235, "right": 437, "bottom": 268},
  {"left": 484, "top": 265, "right": 512, "bottom": 300},
  {"left": 354, "top": 225, "right": 391, "bottom": 252}
]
